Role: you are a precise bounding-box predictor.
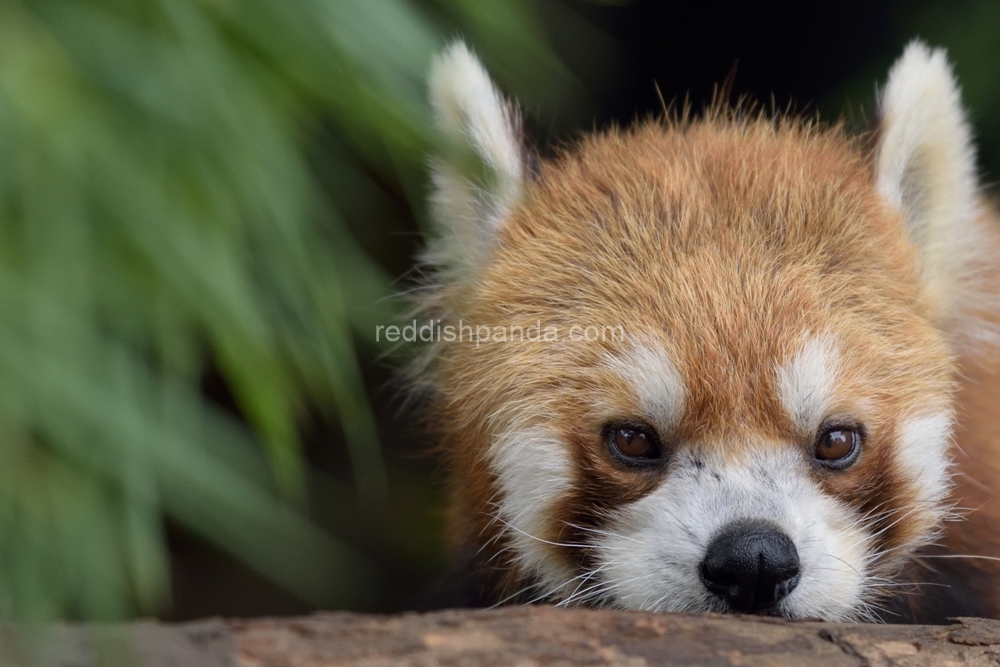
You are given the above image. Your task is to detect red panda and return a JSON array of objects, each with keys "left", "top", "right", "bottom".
[{"left": 413, "top": 40, "right": 1000, "bottom": 622}]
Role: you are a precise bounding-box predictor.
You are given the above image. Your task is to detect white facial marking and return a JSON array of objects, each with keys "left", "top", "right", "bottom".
[
  {"left": 895, "top": 411, "right": 954, "bottom": 511},
  {"left": 593, "top": 447, "right": 870, "bottom": 621},
  {"left": 604, "top": 343, "right": 686, "bottom": 429},
  {"left": 777, "top": 335, "right": 841, "bottom": 432},
  {"left": 488, "top": 427, "right": 574, "bottom": 596}
]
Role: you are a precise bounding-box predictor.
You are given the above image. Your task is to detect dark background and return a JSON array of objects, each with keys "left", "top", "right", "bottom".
[
  {"left": 165, "top": 0, "right": 1000, "bottom": 619},
  {"left": 568, "top": 2, "right": 889, "bottom": 124}
]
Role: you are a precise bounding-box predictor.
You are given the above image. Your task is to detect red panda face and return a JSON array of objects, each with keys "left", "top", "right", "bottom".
[{"left": 419, "top": 42, "right": 992, "bottom": 620}]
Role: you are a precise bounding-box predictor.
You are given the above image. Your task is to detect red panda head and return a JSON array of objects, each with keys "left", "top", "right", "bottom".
[{"left": 416, "top": 41, "right": 998, "bottom": 620}]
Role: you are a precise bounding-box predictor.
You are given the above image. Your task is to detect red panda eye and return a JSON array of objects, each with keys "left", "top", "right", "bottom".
[
  {"left": 814, "top": 427, "right": 861, "bottom": 468},
  {"left": 606, "top": 424, "right": 662, "bottom": 462}
]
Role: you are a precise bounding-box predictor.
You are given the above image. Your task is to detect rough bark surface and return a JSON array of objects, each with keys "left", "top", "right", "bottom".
[{"left": 4, "top": 607, "right": 1000, "bottom": 666}]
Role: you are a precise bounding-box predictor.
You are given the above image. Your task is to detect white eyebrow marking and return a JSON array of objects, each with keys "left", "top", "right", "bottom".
[
  {"left": 776, "top": 334, "right": 841, "bottom": 431},
  {"left": 604, "top": 343, "right": 686, "bottom": 428}
]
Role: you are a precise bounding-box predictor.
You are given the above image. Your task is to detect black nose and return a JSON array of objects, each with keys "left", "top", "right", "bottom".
[{"left": 699, "top": 520, "right": 801, "bottom": 614}]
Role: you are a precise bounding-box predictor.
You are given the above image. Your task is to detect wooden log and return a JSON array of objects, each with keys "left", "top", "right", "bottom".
[{"left": 4, "top": 607, "right": 1000, "bottom": 666}]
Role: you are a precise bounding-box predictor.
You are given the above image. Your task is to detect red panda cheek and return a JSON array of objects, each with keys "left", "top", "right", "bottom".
[
  {"left": 814, "top": 426, "right": 924, "bottom": 560},
  {"left": 547, "top": 428, "right": 670, "bottom": 567}
]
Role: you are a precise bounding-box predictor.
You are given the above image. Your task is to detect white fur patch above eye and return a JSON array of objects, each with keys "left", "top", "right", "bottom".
[
  {"left": 776, "top": 335, "right": 841, "bottom": 433},
  {"left": 603, "top": 343, "right": 686, "bottom": 429},
  {"left": 895, "top": 411, "right": 954, "bottom": 510},
  {"left": 487, "top": 427, "right": 574, "bottom": 596}
]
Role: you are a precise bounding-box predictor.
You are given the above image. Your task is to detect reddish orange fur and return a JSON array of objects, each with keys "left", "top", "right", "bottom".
[
  {"left": 418, "top": 100, "right": 1000, "bottom": 618},
  {"left": 919, "top": 327, "right": 1000, "bottom": 619}
]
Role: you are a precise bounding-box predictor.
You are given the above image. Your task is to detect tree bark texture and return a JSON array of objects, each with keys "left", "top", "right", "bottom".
[{"left": 4, "top": 606, "right": 1000, "bottom": 666}]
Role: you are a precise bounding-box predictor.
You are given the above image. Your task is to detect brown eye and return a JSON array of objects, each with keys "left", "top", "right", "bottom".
[
  {"left": 814, "top": 427, "right": 861, "bottom": 469},
  {"left": 606, "top": 423, "right": 663, "bottom": 463}
]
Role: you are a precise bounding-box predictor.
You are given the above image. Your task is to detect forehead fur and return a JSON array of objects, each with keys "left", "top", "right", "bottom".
[{"left": 447, "top": 117, "right": 954, "bottom": 437}]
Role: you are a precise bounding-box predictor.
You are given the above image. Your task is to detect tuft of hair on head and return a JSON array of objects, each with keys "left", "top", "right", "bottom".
[
  {"left": 426, "top": 41, "right": 527, "bottom": 287},
  {"left": 874, "top": 40, "right": 998, "bottom": 347}
]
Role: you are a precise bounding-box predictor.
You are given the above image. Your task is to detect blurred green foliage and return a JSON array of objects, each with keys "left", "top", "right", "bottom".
[{"left": 0, "top": 0, "right": 582, "bottom": 621}]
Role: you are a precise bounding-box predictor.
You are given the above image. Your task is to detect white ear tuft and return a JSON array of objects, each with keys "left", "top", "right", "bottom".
[
  {"left": 876, "top": 41, "right": 977, "bottom": 234},
  {"left": 875, "top": 41, "right": 993, "bottom": 340},
  {"left": 426, "top": 41, "right": 526, "bottom": 282}
]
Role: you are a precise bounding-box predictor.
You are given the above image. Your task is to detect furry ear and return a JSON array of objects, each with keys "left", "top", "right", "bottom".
[
  {"left": 875, "top": 41, "right": 985, "bottom": 317},
  {"left": 426, "top": 41, "right": 526, "bottom": 282}
]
